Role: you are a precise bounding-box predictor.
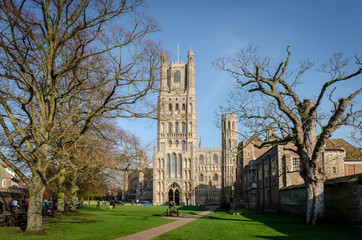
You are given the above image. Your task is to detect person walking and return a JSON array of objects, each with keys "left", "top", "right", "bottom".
[
  {"left": 9, "top": 200, "right": 13, "bottom": 212},
  {"left": 96, "top": 200, "right": 100, "bottom": 209}
]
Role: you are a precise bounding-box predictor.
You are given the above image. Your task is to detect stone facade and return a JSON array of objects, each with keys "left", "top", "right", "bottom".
[
  {"left": 239, "top": 140, "right": 354, "bottom": 211},
  {"left": 152, "top": 51, "right": 237, "bottom": 206}
]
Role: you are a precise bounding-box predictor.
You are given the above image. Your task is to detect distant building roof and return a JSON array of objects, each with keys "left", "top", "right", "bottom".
[{"left": 326, "top": 139, "right": 361, "bottom": 161}]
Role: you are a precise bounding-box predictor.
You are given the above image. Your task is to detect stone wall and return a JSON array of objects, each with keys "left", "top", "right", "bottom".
[{"left": 279, "top": 174, "right": 362, "bottom": 223}]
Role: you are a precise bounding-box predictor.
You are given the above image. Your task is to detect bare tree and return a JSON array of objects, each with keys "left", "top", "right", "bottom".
[
  {"left": 213, "top": 44, "right": 362, "bottom": 225},
  {"left": 0, "top": 0, "right": 161, "bottom": 232}
]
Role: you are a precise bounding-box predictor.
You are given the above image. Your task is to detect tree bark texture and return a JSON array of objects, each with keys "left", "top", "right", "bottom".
[
  {"left": 70, "top": 184, "right": 79, "bottom": 212},
  {"left": 57, "top": 167, "right": 66, "bottom": 213},
  {"left": 300, "top": 113, "right": 325, "bottom": 225},
  {"left": 26, "top": 176, "right": 45, "bottom": 232},
  {"left": 306, "top": 177, "right": 325, "bottom": 225}
]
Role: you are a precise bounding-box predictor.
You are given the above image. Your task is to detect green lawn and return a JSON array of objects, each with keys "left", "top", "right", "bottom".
[
  {"left": 1, "top": 206, "right": 361, "bottom": 240},
  {"left": 0, "top": 205, "right": 206, "bottom": 240},
  {"left": 155, "top": 208, "right": 362, "bottom": 240}
]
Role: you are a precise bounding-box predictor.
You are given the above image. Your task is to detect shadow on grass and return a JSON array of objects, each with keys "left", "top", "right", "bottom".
[{"left": 235, "top": 208, "right": 362, "bottom": 240}]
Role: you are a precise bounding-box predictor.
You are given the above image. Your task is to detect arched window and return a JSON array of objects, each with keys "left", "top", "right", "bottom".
[
  {"left": 167, "top": 155, "right": 171, "bottom": 178},
  {"left": 174, "top": 71, "right": 180, "bottom": 83},
  {"left": 169, "top": 103, "right": 172, "bottom": 111},
  {"left": 199, "top": 174, "right": 204, "bottom": 182},
  {"left": 213, "top": 155, "right": 218, "bottom": 164},
  {"left": 161, "top": 123, "right": 164, "bottom": 133},
  {"left": 172, "top": 153, "right": 177, "bottom": 178},
  {"left": 176, "top": 140, "right": 179, "bottom": 147},
  {"left": 232, "top": 121, "right": 235, "bottom": 130},
  {"left": 182, "top": 103, "right": 186, "bottom": 111},
  {"left": 228, "top": 121, "right": 231, "bottom": 130},
  {"left": 182, "top": 122, "right": 186, "bottom": 133},
  {"left": 199, "top": 155, "right": 204, "bottom": 164},
  {"left": 178, "top": 154, "right": 182, "bottom": 178},
  {"left": 175, "top": 103, "right": 179, "bottom": 111},
  {"left": 175, "top": 122, "right": 179, "bottom": 133},
  {"left": 1, "top": 179, "right": 6, "bottom": 188},
  {"left": 168, "top": 140, "right": 172, "bottom": 147},
  {"left": 213, "top": 174, "right": 218, "bottom": 181},
  {"left": 182, "top": 140, "right": 186, "bottom": 151},
  {"left": 169, "top": 123, "right": 173, "bottom": 133}
]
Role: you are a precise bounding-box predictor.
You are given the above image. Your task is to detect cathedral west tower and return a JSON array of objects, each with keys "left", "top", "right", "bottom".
[{"left": 153, "top": 51, "right": 236, "bottom": 206}]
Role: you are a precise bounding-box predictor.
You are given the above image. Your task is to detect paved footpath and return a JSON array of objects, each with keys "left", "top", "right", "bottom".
[{"left": 115, "top": 206, "right": 218, "bottom": 240}]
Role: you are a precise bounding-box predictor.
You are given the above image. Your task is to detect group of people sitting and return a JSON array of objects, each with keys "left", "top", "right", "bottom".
[{"left": 0, "top": 199, "right": 29, "bottom": 214}]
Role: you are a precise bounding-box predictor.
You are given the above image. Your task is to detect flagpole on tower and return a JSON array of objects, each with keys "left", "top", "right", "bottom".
[{"left": 177, "top": 43, "right": 179, "bottom": 62}]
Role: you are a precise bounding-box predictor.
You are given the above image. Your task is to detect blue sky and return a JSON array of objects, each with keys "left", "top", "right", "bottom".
[{"left": 118, "top": 0, "right": 362, "bottom": 156}]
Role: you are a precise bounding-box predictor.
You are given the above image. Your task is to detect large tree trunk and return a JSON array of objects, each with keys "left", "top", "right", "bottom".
[
  {"left": 305, "top": 176, "right": 325, "bottom": 225},
  {"left": 57, "top": 166, "right": 66, "bottom": 214},
  {"left": 69, "top": 183, "right": 79, "bottom": 212},
  {"left": 26, "top": 176, "right": 46, "bottom": 232},
  {"left": 301, "top": 105, "right": 325, "bottom": 226}
]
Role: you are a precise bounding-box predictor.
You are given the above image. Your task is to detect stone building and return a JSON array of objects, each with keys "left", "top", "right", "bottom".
[
  {"left": 152, "top": 51, "right": 237, "bottom": 206},
  {"left": 326, "top": 139, "right": 362, "bottom": 176},
  {"left": 239, "top": 139, "right": 357, "bottom": 211}
]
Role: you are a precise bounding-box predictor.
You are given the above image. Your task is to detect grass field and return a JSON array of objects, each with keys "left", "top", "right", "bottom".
[
  {"left": 1, "top": 206, "right": 361, "bottom": 240},
  {"left": 155, "top": 208, "right": 362, "bottom": 240},
  {"left": 0, "top": 205, "right": 206, "bottom": 240}
]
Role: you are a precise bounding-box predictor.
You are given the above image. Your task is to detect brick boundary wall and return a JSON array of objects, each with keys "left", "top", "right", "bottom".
[{"left": 279, "top": 174, "right": 362, "bottom": 223}]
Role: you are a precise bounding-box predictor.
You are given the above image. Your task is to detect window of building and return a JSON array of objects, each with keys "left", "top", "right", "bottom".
[
  {"left": 213, "top": 174, "right": 218, "bottom": 181},
  {"left": 182, "top": 103, "right": 186, "bottom": 111},
  {"left": 169, "top": 123, "right": 173, "bottom": 133},
  {"left": 176, "top": 140, "right": 179, "bottom": 147},
  {"left": 1, "top": 179, "right": 6, "bottom": 188},
  {"left": 182, "top": 122, "right": 186, "bottom": 133},
  {"left": 213, "top": 155, "right": 218, "bottom": 164},
  {"left": 175, "top": 103, "right": 179, "bottom": 111},
  {"left": 292, "top": 158, "right": 300, "bottom": 172},
  {"left": 175, "top": 122, "right": 179, "bottom": 133},
  {"left": 199, "top": 174, "right": 204, "bottom": 182},
  {"left": 168, "top": 140, "right": 172, "bottom": 147},
  {"left": 167, "top": 155, "right": 171, "bottom": 178},
  {"left": 169, "top": 103, "right": 172, "bottom": 111},
  {"left": 271, "top": 159, "right": 277, "bottom": 175},
  {"left": 250, "top": 170, "right": 256, "bottom": 183},
  {"left": 182, "top": 140, "right": 186, "bottom": 151},
  {"left": 332, "top": 167, "right": 337, "bottom": 174},
  {"left": 178, "top": 154, "right": 182, "bottom": 178},
  {"left": 174, "top": 71, "right": 180, "bottom": 83},
  {"left": 265, "top": 162, "right": 269, "bottom": 177},
  {"left": 199, "top": 155, "right": 204, "bottom": 164},
  {"left": 172, "top": 153, "right": 177, "bottom": 178}
]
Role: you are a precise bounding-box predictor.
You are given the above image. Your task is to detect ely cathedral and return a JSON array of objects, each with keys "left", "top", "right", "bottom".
[{"left": 153, "top": 51, "right": 238, "bottom": 206}]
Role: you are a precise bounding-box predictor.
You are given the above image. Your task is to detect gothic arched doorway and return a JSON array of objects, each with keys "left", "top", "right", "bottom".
[
  {"left": 168, "top": 189, "right": 173, "bottom": 203},
  {"left": 168, "top": 182, "right": 181, "bottom": 205},
  {"left": 174, "top": 189, "right": 180, "bottom": 205}
]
